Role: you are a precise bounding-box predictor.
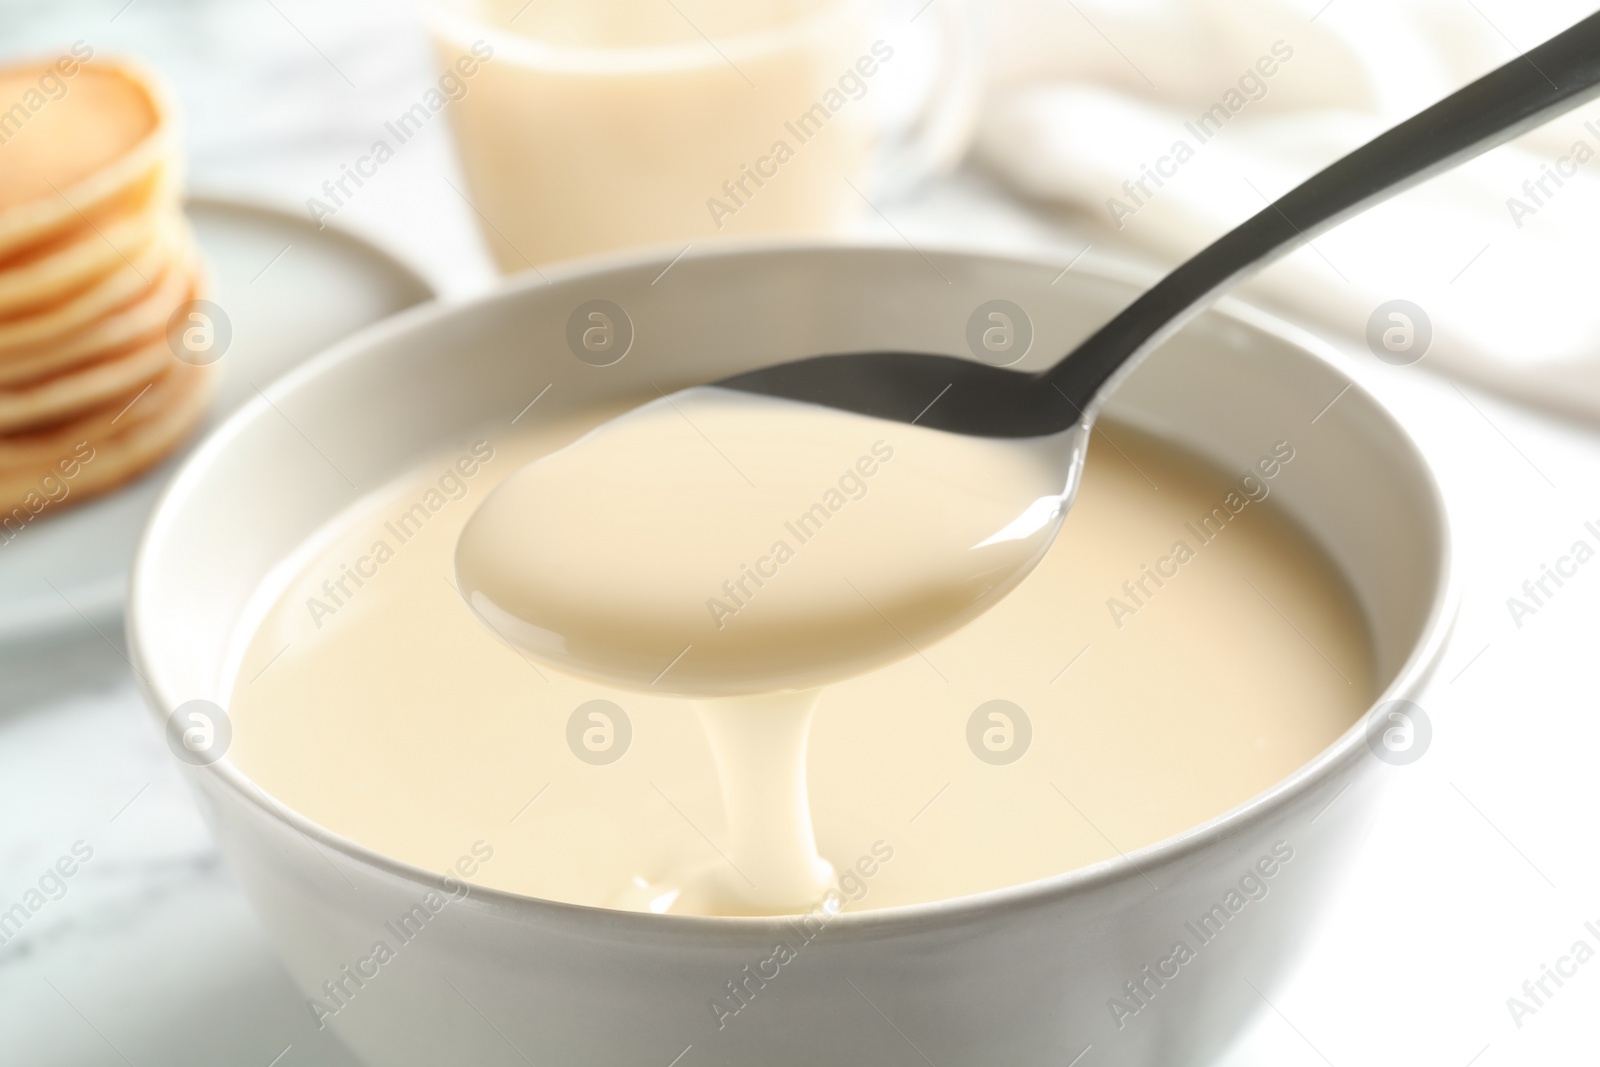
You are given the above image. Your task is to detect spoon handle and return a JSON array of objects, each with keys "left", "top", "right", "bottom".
[{"left": 1049, "top": 10, "right": 1600, "bottom": 414}]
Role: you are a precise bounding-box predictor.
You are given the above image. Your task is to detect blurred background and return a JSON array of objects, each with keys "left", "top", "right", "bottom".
[{"left": 4, "top": 0, "right": 1600, "bottom": 1063}]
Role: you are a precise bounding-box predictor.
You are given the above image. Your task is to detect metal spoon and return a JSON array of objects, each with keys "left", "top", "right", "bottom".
[
  {"left": 457, "top": 12, "right": 1600, "bottom": 697},
  {"left": 716, "top": 10, "right": 1600, "bottom": 437}
]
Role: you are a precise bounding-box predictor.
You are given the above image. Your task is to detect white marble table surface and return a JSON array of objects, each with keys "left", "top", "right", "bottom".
[{"left": 4, "top": 2, "right": 1600, "bottom": 1065}]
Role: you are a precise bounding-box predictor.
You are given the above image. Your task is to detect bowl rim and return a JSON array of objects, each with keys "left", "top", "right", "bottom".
[{"left": 127, "top": 237, "right": 1458, "bottom": 939}]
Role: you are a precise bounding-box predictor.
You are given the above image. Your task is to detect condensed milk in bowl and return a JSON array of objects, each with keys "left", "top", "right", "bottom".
[{"left": 130, "top": 242, "right": 1454, "bottom": 1066}]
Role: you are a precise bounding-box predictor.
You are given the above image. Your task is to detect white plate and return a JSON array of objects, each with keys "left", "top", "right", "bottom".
[{"left": 0, "top": 195, "right": 434, "bottom": 647}]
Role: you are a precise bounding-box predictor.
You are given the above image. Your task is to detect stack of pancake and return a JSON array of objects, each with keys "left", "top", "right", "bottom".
[{"left": 0, "top": 54, "right": 215, "bottom": 521}]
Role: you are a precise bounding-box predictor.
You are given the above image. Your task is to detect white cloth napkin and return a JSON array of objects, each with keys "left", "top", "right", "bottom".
[{"left": 974, "top": 0, "right": 1600, "bottom": 419}]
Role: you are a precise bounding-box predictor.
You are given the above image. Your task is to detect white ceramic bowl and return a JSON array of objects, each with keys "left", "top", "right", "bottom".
[{"left": 129, "top": 243, "right": 1454, "bottom": 1067}]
